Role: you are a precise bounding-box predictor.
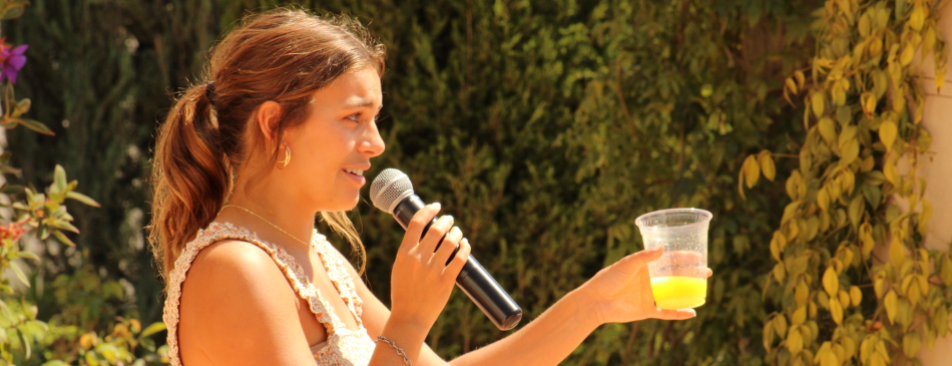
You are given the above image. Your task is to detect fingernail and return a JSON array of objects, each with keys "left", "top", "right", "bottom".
[
  {"left": 686, "top": 309, "right": 697, "bottom": 317},
  {"left": 432, "top": 202, "right": 441, "bottom": 211},
  {"left": 452, "top": 226, "right": 461, "bottom": 235},
  {"left": 461, "top": 238, "right": 470, "bottom": 247}
]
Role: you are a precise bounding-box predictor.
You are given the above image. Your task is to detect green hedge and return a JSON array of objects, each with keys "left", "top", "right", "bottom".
[{"left": 7, "top": 0, "right": 822, "bottom": 364}]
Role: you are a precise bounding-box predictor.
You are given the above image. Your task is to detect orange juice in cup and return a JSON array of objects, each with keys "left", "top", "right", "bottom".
[{"left": 635, "top": 208, "right": 712, "bottom": 310}]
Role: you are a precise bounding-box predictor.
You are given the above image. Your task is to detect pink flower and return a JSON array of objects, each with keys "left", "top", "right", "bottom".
[{"left": 0, "top": 39, "right": 28, "bottom": 84}]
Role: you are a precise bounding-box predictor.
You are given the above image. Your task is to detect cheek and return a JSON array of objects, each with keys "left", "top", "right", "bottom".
[{"left": 298, "top": 125, "right": 356, "bottom": 178}]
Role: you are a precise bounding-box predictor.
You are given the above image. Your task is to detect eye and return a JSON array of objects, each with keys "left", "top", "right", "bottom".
[{"left": 346, "top": 113, "right": 361, "bottom": 123}]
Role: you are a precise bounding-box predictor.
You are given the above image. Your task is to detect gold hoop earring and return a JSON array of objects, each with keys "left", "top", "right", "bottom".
[{"left": 277, "top": 145, "right": 291, "bottom": 169}]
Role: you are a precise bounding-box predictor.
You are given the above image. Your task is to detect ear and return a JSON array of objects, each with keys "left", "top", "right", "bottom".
[{"left": 256, "top": 101, "right": 283, "bottom": 144}]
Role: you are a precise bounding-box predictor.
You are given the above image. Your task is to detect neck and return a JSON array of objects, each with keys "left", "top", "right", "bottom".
[{"left": 221, "top": 170, "right": 317, "bottom": 250}]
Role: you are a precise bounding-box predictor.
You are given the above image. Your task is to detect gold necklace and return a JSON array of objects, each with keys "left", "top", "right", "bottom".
[{"left": 220, "top": 204, "right": 311, "bottom": 247}]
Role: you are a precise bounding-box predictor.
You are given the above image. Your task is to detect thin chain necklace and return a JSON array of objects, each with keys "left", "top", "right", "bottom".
[{"left": 220, "top": 204, "right": 311, "bottom": 247}]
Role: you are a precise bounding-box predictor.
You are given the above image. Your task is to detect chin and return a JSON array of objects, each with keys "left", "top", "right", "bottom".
[{"left": 324, "top": 195, "right": 361, "bottom": 212}]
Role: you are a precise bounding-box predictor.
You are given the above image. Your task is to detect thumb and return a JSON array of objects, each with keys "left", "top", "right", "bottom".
[{"left": 612, "top": 247, "right": 664, "bottom": 275}]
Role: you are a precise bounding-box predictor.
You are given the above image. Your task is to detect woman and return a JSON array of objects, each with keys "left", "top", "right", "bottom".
[{"left": 150, "top": 8, "right": 706, "bottom": 366}]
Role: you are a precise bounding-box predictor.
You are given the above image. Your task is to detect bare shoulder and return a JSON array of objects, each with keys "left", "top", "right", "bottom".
[
  {"left": 187, "top": 239, "right": 288, "bottom": 286},
  {"left": 178, "top": 239, "right": 314, "bottom": 365}
]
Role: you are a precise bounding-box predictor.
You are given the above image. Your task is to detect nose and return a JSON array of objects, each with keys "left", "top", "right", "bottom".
[{"left": 359, "top": 120, "right": 386, "bottom": 158}]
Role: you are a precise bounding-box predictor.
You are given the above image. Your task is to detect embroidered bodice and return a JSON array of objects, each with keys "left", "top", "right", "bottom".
[{"left": 163, "top": 222, "right": 376, "bottom": 365}]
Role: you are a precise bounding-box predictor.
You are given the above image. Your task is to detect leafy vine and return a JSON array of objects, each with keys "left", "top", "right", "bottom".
[{"left": 743, "top": 0, "right": 952, "bottom": 365}]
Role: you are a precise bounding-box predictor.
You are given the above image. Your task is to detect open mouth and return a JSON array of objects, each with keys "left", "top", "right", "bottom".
[{"left": 343, "top": 168, "right": 365, "bottom": 178}]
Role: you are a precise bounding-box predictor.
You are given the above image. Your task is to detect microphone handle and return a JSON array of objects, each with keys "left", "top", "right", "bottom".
[{"left": 392, "top": 195, "right": 523, "bottom": 331}]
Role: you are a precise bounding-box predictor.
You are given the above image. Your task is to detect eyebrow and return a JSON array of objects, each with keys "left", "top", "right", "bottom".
[{"left": 343, "top": 98, "right": 383, "bottom": 111}]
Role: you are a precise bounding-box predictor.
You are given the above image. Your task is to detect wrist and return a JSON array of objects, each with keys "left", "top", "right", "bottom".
[
  {"left": 565, "top": 286, "right": 603, "bottom": 331},
  {"left": 386, "top": 310, "right": 432, "bottom": 337}
]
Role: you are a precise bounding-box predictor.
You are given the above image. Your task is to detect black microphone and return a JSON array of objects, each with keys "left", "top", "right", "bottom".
[{"left": 370, "top": 168, "right": 523, "bottom": 331}]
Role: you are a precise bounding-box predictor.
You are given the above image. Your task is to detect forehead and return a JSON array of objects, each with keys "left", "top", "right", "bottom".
[{"left": 312, "top": 67, "right": 382, "bottom": 109}]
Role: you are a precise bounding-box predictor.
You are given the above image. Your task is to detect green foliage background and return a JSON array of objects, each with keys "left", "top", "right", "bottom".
[{"left": 7, "top": 0, "right": 940, "bottom": 365}]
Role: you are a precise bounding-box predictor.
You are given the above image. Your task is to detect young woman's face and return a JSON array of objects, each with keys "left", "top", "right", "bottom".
[{"left": 282, "top": 66, "right": 385, "bottom": 212}]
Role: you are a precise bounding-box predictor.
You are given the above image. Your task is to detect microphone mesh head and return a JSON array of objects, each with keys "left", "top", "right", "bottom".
[{"left": 370, "top": 168, "right": 415, "bottom": 214}]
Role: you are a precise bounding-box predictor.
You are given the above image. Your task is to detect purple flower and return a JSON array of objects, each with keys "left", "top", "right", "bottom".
[{"left": 0, "top": 40, "right": 28, "bottom": 84}]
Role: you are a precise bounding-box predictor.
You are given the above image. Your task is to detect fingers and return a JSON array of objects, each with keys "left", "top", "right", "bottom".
[
  {"left": 419, "top": 215, "right": 454, "bottom": 260},
  {"left": 653, "top": 308, "right": 697, "bottom": 320},
  {"left": 706, "top": 268, "right": 713, "bottom": 278},
  {"left": 612, "top": 247, "right": 664, "bottom": 275},
  {"left": 442, "top": 238, "right": 472, "bottom": 282},
  {"left": 431, "top": 226, "right": 462, "bottom": 267},
  {"left": 402, "top": 203, "right": 441, "bottom": 254}
]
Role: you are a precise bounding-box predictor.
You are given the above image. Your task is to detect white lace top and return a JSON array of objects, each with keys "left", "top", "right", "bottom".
[{"left": 163, "top": 222, "right": 376, "bottom": 365}]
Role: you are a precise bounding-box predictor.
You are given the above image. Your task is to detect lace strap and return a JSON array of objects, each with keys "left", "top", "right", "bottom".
[{"left": 310, "top": 232, "right": 365, "bottom": 325}]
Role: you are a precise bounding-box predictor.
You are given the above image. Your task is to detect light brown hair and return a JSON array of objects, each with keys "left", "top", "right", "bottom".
[{"left": 149, "top": 8, "right": 385, "bottom": 286}]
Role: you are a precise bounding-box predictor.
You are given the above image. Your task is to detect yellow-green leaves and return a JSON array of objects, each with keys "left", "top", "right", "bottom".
[
  {"left": 775, "top": 314, "right": 789, "bottom": 338},
  {"left": 903, "top": 332, "right": 922, "bottom": 358},
  {"left": 811, "top": 92, "right": 826, "bottom": 117},
  {"left": 861, "top": 93, "right": 877, "bottom": 117},
  {"left": 848, "top": 195, "right": 865, "bottom": 228},
  {"left": 850, "top": 286, "right": 862, "bottom": 306},
  {"left": 860, "top": 222, "right": 875, "bottom": 259},
  {"left": 829, "top": 296, "right": 844, "bottom": 324},
  {"left": 818, "top": 117, "right": 837, "bottom": 146},
  {"left": 889, "top": 235, "right": 905, "bottom": 268},
  {"left": 823, "top": 267, "right": 839, "bottom": 296},
  {"left": 743, "top": 155, "right": 759, "bottom": 188},
  {"left": 788, "top": 328, "right": 804, "bottom": 354},
  {"left": 879, "top": 120, "right": 899, "bottom": 151},
  {"left": 918, "top": 199, "right": 932, "bottom": 235},
  {"left": 739, "top": 151, "right": 777, "bottom": 198},
  {"left": 815, "top": 342, "right": 839, "bottom": 366},
  {"left": 792, "top": 306, "right": 807, "bottom": 325},
  {"left": 941, "top": 254, "right": 952, "bottom": 286},
  {"left": 759, "top": 151, "right": 776, "bottom": 182},
  {"left": 884, "top": 290, "right": 898, "bottom": 323},
  {"left": 764, "top": 0, "right": 947, "bottom": 363},
  {"left": 770, "top": 231, "right": 786, "bottom": 261},
  {"left": 909, "top": 3, "right": 925, "bottom": 31}
]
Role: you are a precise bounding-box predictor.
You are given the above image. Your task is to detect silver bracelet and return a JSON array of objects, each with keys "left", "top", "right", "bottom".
[{"left": 376, "top": 335, "right": 412, "bottom": 365}]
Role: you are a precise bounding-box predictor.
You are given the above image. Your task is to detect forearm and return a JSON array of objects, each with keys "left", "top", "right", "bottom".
[{"left": 449, "top": 288, "right": 600, "bottom": 366}]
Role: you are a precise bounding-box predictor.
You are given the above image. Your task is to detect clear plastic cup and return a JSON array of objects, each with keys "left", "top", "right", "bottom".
[{"left": 635, "top": 208, "right": 713, "bottom": 310}]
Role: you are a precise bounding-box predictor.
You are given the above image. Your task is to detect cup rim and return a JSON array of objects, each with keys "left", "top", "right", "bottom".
[{"left": 635, "top": 207, "right": 713, "bottom": 230}]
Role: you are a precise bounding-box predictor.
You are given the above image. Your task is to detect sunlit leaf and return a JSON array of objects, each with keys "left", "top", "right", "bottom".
[
  {"left": 10, "top": 262, "right": 30, "bottom": 287},
  {"left": 812, "top": 92, "right": 826, "bottom": 117},
  {"left": 53, "top": 165, "right": 67, "bottom": 194},
  {"left": 822, "top": 267, "right": 839, "bottom": 296},
  {"left": 910, "top": 4, "right": 925, "bottom": 31},
  {"left": 903, "top": 332, "right": 922, "bottom": 358},
  {"left": 18, "top": 119, "right": 54, "bottom": 135},
  {"left": 850, "top": 286, "right": 862, "bottom": 306},
  {"left": 52, "top": 230, "right": 76, "bottom": 246},
  {"left": 66, "top": 191, "right": 101, "bottom": 207},
  {"left": 884, "top": 290, "right": 898, "bottom": 323},
  {"left": 759, "top": 151, "right": 776, "bottom": 181},
  {"left": 743, "top": 155, "right": 759, "bottom": 188}
]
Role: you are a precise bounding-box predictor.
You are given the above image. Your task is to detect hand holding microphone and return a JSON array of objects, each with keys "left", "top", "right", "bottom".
[
  {"left": 387, "top": 203, "right": 472, "bottom": 332},
  {"left": 371, "top": 168, "right": 523, "bottom": 331}
]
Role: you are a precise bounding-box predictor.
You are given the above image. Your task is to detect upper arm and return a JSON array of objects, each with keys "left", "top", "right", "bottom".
[
  {"left": 178, "top": 240, "right": 317, "bottom": 366},
  {"left": 332, "top": 246, "right": 450, "bottom": 366}
]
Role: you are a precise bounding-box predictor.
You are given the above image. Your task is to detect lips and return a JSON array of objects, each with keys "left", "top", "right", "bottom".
[{"left": 342, "top": 167, "right": 368, "bottom": 185}]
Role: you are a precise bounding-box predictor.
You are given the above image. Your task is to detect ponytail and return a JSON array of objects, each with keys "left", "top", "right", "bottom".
[{"left": 150, "top": 82, "right": 230, "bottom": 282}]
